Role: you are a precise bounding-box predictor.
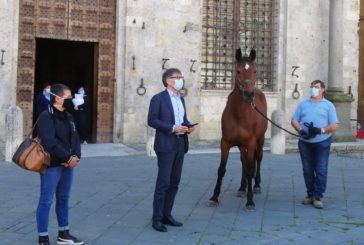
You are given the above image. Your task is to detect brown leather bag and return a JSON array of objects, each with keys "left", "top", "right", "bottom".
[{"left": 12, "top": 119, "right": 51, "bottom": 174}]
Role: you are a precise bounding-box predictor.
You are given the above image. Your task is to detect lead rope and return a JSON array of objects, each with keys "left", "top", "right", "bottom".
[{"left": 252, "top": 103, "right": 300, "bottom": 138}]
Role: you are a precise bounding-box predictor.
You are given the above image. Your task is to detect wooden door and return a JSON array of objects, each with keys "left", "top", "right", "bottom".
[{"left": 17, "top": 0, "right": 116, "bottom": 142}]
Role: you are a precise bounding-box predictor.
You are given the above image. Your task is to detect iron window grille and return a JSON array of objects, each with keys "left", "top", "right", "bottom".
[{"left": 201, "top": 0, "right": 275, "bottom": 91}]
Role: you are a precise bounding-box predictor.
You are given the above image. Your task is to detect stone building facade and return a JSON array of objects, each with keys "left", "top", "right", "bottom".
[{"left": 0, "top": 0, "right": 361, "bottom": 150}]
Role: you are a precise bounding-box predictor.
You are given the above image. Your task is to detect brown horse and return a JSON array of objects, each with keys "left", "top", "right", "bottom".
[{"left": 209, "top": 48, "right": 268, "bottom": 210}]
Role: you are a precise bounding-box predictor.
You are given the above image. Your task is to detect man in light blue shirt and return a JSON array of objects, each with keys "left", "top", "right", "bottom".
[
  {"left": 148, "top": 68, "right": 196, "bottom": 232},
  {"left": 291, "top": 80, "right": 339, "bottom": 209}
]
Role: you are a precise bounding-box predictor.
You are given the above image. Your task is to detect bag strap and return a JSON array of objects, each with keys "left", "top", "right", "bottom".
[
  {"left": 30, "top": 105, "right": 55, "bottom": 139},
  {"left": 27, "top": 117, "right": 40, "bottom": 138}
]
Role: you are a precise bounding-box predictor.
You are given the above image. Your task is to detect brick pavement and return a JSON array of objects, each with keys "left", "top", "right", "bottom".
[{"left": 0, "top": 151, "right": 364, "bottom": 244}]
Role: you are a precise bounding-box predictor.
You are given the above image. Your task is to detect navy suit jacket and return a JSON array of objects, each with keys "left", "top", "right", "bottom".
[{"left": 148, "top": 89, "right": 190, "bottom": 153}]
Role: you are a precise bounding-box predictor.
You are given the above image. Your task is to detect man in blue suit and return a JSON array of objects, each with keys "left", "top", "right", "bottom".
[{"left": 148, "top": 68, "right": 196, "bottom": 232}]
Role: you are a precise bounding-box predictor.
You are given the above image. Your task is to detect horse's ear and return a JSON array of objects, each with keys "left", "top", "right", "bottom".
[
  {"left": 235, "top": 48, "right": 242, "bottom": 62},
  {"left": 249, "top": 48, "right": 256, "bottom": 62}
]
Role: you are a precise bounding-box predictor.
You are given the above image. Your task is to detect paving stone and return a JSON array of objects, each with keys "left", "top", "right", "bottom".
[{"left": 1, "top": 151, "right": 364, "bottom": 244}]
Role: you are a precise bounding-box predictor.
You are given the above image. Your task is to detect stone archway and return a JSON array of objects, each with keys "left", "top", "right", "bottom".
[{"left": 17, "top": 0, "right": 116, "bottom": 142}]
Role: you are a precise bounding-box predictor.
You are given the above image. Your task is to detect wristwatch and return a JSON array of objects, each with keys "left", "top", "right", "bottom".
[{"left": 321, "top": 128, "right": 326, "bottom": 134}]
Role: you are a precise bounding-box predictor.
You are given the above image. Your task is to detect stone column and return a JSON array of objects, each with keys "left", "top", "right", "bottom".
[
  {"left": 358, "top": 0, "right": 364, "bottom": 126},
  {"left": 146, "top": 126, "right": 156, "bottom": 157},
  {"left": 326, "top": 0, "right": 355, "bottom": 141},
  {"left": 270, "top": 110, "right": 286, "bottom": 155},
  {"left": 5, "top": 106, "right": 23, "bottom": 162}
]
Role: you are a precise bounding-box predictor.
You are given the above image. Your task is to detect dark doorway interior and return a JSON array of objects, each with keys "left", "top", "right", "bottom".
[{"left": 34, "top": 38, "right": 97, "bottom": 143}]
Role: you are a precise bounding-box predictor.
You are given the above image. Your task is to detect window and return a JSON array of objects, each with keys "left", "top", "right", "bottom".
[{"left": 201, "top": 0, "right": 275, "bottom": 91}]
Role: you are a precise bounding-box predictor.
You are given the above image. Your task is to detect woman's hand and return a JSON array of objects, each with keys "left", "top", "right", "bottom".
[{"left": 64, "top": 156, "right": 80, "bottom": 168}]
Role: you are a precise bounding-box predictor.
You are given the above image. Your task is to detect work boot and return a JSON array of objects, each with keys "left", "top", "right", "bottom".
[
  {"left": 302, "top": 195, "right": 313, "bottom": 205},
  {"left": 313, "top": 198, "right": 324, "bottom": 209}
]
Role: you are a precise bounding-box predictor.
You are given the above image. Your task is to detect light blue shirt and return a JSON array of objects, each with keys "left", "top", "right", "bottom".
[
  {"left": 292, "top": 98, "right": 339, "bottom": 143},
  {"left": 167, "top": 89, "right": 185, "bottom": 132}
]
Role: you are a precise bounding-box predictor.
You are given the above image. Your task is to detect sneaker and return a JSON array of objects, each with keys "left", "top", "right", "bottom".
[
  {"left": 313, "top": 198, "right": 324, "bottom": 209},
  {"left": 57, "top": 230, "right": 84, "bottom": 245},
  {"left": 38, "top": 235, "right": 50, "bottom": 245},
  {"left": 302, "top": 195, "right": 313, "bottom": 205}
]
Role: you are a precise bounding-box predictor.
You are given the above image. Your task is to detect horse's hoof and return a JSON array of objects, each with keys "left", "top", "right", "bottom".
[
  {"left": 236, "top": 191, "right": 246, "bottom": 197},
  {"left": 208, "top": 200, "right": 218, "bottom": 207},
  {"left": 253, "top": 187, "right": 261, "bottom": 193},
  {"left": 245, "top": 205, "right": 256, "bottom": 212}
]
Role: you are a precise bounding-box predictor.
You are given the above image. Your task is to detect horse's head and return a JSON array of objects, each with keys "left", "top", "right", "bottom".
[{"left": 235, "top": 48, "right": 257, "bottom": 103}]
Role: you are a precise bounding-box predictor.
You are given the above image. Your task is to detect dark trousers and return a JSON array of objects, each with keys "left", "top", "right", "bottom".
[
  {"left": 298, "top": 137, "right": 332, "bottom": 199},
  {"left": 75, "top": 111, "right": 87, "bottom": 141},
  {"left": 153, "top": 137, "right": 185, "bottom": 222}
]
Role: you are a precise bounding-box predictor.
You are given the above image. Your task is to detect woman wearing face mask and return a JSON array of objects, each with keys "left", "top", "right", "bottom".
[
  {"left": 291, "top": 80, "right": 339, "bottom": 209},
  {"left": 36, "top": 84, "right": 83, "bottom": 245}
]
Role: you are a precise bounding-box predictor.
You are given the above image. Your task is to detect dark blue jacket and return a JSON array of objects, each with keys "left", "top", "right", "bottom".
[
  {"left": 37, "top": 105, "right": 81, "bottom": 167},
  {"left": 34, "top": 92, "right": 50, "bottom": 118},
  {"left": 148, "top": 89, "right": 190, "bottom": 153}
]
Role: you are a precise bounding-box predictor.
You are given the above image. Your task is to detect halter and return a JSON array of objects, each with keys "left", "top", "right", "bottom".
[{"left": 236, "top": 76, "right": 256, "bottom": 107}]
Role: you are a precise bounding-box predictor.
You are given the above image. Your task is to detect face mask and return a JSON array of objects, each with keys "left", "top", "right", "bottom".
[
  {"left": 310, "top": 87, "right": 319, "bottom": 97},
  {"left": 45, "top": 88, "right": 50, "bottom": 94},
  {"left": 173, "top": 79, "right": 184, "bottom": 91},
  {"left": 63, "top": 98, "right": 74, "bottom": 111}
]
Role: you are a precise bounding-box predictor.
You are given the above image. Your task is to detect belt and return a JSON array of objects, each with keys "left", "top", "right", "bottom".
[{"left": 175, "top": 134, "right": 185, "bottom": 138}]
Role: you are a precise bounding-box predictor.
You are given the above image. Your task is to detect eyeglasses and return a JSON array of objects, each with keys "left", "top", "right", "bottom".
[
  {"left": 310, "top": 85, "right": 321, "bottom": 89},
  {"left": 168, "top": 76, "right": 184, "bottom": 80}
]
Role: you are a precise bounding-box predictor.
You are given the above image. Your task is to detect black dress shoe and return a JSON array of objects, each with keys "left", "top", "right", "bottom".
[
  {"left": 152, "top": 221, "right": 168, "bottom": 232},
  {"left": 162, "top": 216, "right": 183, "bottom": 227}
]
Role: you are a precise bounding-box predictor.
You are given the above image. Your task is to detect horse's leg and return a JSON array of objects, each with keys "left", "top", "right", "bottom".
[
  {"left": 209, "top": 139, "right": 230, "bottom": 206},
  {"left": 237, "top": 147, "right": 246, "bottom": 197},
  {"left": 245, "top": 142, "right": 257, "bottom": 210},
  {"left": 254, "top": 141, "right": 264, "bottom": 193}
]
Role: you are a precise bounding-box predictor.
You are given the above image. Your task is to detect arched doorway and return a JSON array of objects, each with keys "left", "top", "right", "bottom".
[{"left": 17, "top": 0, "right": 116, "bottom": 142}]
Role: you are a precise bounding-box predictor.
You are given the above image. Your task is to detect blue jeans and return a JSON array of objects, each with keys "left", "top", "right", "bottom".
[
  {"left": 298, "top": 137, "right": 332, "bottom": 200},
  {"left": 36, "top": 166, "right": 73, "bottom": 236}
]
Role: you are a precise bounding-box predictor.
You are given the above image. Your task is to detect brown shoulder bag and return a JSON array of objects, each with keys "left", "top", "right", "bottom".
[{"left": 12, "top": 118, "right": 51, "bottom": 174}]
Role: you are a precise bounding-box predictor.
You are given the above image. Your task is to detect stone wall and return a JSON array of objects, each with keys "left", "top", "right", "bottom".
[
  {"left": 114, "top": 0, "right": 201, "bottom": 144},
  {"left": 342, "top": 0, "right": 359, "bottom": 130},
  {"left": 0, "top": 0, "right": 19, "bottom": 148},
  {"left": 281, "top": 0, "right": 331, "bottom": 135},
  {"left": 114, "top": 0, "right": 359, "bottom": 144}
]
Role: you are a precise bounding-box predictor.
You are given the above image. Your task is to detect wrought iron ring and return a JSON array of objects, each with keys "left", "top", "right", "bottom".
[
  {"left": 292, "top": 83, "right": 300, "bottom": 99},
  {"left": 136, "top": 78, "right": 146, "bottom": 96},
  {"left": 137, "top": 86, "right": 146, "bottom": 96}
]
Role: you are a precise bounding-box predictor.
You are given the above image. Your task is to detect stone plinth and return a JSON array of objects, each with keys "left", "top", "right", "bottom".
[
  {"left": 5, "top": 106, "right": 23, "bottom": 162},
  {"left": 146, "top": 126, "right": 156, "bottom": 157},
  {"left": 270, "top": 109, "right": 286, "bottom": 155},
  {"left": 325, "top": 88, "right": 355, "bottom": 141}
]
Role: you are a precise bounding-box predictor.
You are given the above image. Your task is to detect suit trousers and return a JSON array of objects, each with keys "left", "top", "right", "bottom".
[{"left": 153, "top": 137, "right": 185, "bottom": 221}]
